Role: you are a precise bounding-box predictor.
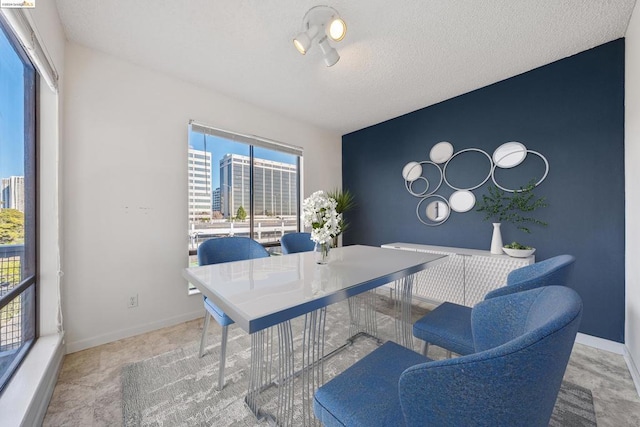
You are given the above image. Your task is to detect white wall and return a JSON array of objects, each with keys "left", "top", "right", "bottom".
[
  {"left": 62, "top": 43, "right": 342, "bottom": 352},
  {"left": 626, "top": 5, "right": 640, "bottom": 390}
]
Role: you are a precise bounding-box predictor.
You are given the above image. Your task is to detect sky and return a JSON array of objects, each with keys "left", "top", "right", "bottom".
[
  {"left": 0, "top": 25, "right": 26, "bottom": 179},
  {"left": 188, "top": 129, "right": 297, "bottom": 188}
]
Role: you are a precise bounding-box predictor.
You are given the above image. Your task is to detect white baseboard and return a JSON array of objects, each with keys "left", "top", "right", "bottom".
[
  {"left": 575, "top": 332, "right": 626, "bottom": 354},
  {"left": 623, "top": 346, "right": 640, "bottom": 397},
  {"left": 0, "top": 333, "right": 65, "bottom": 427},
  {"left": 65, "top": 310, "right": 204, "bottom": 353}
]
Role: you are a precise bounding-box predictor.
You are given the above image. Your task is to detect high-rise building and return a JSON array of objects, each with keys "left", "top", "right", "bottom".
[
  {"left": 220, "top": 154, "right": 297, "bottom": 218},
  {"left": 1, "top": 176, "right": 25, "bottom": 212},
  {"left": 212, "top": 187, "right": 221, "bottom": 212},
  {"left": 188, "top": 148, "right": 212, "bottom": 223}
]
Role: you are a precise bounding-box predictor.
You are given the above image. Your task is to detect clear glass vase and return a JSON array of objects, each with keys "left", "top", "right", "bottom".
[{"left": 314, "top": 241, "right": 331, "bottom": 264}]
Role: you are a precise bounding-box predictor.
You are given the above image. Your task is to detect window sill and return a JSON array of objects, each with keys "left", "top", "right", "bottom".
[{"left": 0, "top": 333, "right": 65, "bottom": 426}]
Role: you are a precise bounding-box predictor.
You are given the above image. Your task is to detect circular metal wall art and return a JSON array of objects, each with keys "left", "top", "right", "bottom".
[
  {"left": 490, "top": 149, "right": 549, "bottom": 192},
  {"left": 429, "top": 141, "right": 454, "bottom": 164},
  {"left": 416, "top": 195, "right": 451, "bottom": 226},
  {"left": 449, "top": 190, "right": 476, "bottom": 213},
  {"left": 442, "top": 148, "right": 492, "bottom": 191},
  {"left": 493, "top": 142, "right": 527, "bottom": 168},
  {"left": 402, "top": 161, "right": 422, "bottom": 181},
  {"left": 403, "top": 141, "right": 549, "bottom": 226},
  {"left": 406, "top": 177, "right": 430, "bottom": 197},
  {"left": 403, "top": 161, "right": 443, "bottom": 197}
]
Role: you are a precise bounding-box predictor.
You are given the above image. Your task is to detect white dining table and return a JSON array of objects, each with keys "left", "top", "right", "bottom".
[{"left": 182, "top": 244, "right": 446, "bottom": 426}]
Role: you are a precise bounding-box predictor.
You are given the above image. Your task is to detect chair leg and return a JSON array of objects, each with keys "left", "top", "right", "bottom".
[
  {"left": 421, "top": 341, "right": 429, "bottom": 357},
  {"left": 218, "top": 325, "right": 229, "bottom": 390},
  {"left": 199, "top": 312, "right": 211, "bottom": 358}
]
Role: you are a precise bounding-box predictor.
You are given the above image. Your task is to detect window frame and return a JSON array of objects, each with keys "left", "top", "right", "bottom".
[
  {"left": 0, "top": 15, "right": 38, "bottom": 395},
  {"left": 187, "top": 121, "right": 303, "bottom": 256}
]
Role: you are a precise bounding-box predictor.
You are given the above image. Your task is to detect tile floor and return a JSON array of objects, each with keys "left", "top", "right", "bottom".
[{"left": 43, "top": 305, "right": 640, "bottom": 426}]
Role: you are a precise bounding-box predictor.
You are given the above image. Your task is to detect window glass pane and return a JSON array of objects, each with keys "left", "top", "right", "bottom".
[
  {"left": 252, "top": 147, "right": 298, "bottom": 243},
  {"left": 0, "top": 284, "right": 34, "bottom": 386},
  {"left": 188, "top": 130, "right": 250, "bottom": 252},
  {"left": 187, "top": 127, "right": 301, "bottom": 264},
  {"left": 0, "top": 19, "right": 37, "bottom": 393}
]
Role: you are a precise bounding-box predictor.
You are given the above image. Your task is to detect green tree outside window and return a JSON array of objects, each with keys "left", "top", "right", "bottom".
[{"left": 236, "top": 206, "right": 247, "bottom": 221}]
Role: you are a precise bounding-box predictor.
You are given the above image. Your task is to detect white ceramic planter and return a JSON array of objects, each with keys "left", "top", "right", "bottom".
[{"left": 502, "top": 247, "right": 536, "bottom": 258}]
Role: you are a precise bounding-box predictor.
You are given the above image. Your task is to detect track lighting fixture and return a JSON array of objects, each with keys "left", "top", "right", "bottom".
[
  {"left": 293, "top": 6, "right": 347, "bottom": 67},
  {"left": 317, "top": 36, "right": 339, "bottom": 67}
]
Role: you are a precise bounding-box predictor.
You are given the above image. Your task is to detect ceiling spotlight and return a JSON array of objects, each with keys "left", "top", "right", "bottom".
[
  {"left": 328, "top": 17, "right": 347, "bottom": 42},
  {"left": 293, "top": 5, "right": 347, "bottom": 67},
  {"left": 293, "top": 25, "right": 319, "bottom": 55},
  {"left": 318, "top": 36, "right": 340, "bottom": 67}
]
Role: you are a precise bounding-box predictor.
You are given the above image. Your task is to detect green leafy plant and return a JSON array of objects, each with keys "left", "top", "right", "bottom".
[
  {"left": 326, "top": 188, "right": 356, "bottom": 247},
  {"left": 504, "top": 241, "right": 533, "bottom": 250},
  {"left": 476, "top": 180, "right": 548, "bottom": 234},
  {"left": 327, "top": 188, "right": 356, "bottom": 236},
  {"left": 0, "top": 208, "right": 24, "bottom": 244}
]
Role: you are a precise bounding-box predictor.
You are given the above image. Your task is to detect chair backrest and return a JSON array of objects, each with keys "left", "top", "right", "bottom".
[
  {"left": 484, "top": 254, "right": 575, "bottom": 299},
  {"left": 280, "top": 232, "right": 315, "bottom": 254},
  {"left": 399, "top": 286, "right": 582, "bottom": 427},
  {"left": 197, "top": 237, "right": 270, "bottom": 266}
]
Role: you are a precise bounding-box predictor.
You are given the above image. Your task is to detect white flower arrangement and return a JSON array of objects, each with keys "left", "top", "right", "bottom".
[{"left": 302, "top": 190, "right": 342, "bottom": 244}]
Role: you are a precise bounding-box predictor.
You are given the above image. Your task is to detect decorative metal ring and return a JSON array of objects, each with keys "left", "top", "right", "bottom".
[
  {"left": 442, "top": 148, "right": 492, "bottom": 191},
  {"left": 491, "top": 150, "right": 549, "bottom": 193},
  {"left": 416, "top": 195, "right": 451, "bottom": 226},
  {"left": 405, "top": 176, "right": 429, "bottom": 197},
  {"left": 404, "top": 161, "right": 443, "bottom": 197},
  {"left": 449, "top": 190, "right": 476, "bottom": 213}
]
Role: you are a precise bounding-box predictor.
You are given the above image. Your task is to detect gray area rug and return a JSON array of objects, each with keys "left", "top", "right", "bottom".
[{"left": 122, "top": 299, "right": 597, "bottom": 426}]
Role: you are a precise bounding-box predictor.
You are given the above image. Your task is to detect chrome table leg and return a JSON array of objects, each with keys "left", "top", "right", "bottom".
[
  {"left": 302, "top": 308, "right": 327, "bottom": 426},
  {"left": 394, "top": 275, "right": 414, "bottom": 349}
]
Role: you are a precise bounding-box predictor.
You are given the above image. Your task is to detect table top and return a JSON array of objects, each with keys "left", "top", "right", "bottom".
[
  {"left": 382, "top": 242, "right": 535, "bottom": 261},
  {"left": 183, "top": 244, "right": 446, "bottom": 333}
]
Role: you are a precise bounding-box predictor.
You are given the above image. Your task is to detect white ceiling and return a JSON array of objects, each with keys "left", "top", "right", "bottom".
[{"left": 55, "top": 0, "right": 636, "bottom": 135}]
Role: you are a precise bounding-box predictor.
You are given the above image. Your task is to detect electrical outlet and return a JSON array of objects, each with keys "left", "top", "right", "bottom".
[{"left": 128, "top": 294, "right": 138, "bottom": 308}]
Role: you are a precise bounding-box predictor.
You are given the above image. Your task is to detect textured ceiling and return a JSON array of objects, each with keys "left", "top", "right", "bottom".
[{"left": 55, "top": 0, "right": 636, "bottom": 135}]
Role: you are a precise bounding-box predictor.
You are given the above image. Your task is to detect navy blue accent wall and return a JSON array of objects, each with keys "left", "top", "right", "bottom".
[{"left": 342, "top": 39, "right": 625, "bottom": 342}]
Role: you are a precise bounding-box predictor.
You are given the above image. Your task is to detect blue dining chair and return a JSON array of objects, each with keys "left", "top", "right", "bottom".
[
  {"left": 280, "top": 232, "right": 315, "bottom": 254},
  {"left": 313, "top": 286, "right": 583, "bottom": 426},
  {"left": 197, "top": 237, "right": 270, "bottom": 390},
  {"left": 413, "top": 254, "right": 575, "bottom": 356}
]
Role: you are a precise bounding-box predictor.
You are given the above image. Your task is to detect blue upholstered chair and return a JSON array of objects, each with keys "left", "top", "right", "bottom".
[
  {"left": 280, "top": 232, "right": 315, "bottom": 254},
  {"left": 413, "top": 254, "right": 575, "bottom": 356},
  {"left": 313, "top": 286, "right": 583, "bottom": 427},
  {"left": 197, "top": 237, "right": 270, "bottom": 390}
]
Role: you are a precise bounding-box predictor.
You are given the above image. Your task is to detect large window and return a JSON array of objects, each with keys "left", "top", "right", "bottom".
[
  {"left": 0, "top": 18, "right": 37, "bottom": 394},
  {"left": 188, "top": 122, "right": 302, "bottom": 263}
]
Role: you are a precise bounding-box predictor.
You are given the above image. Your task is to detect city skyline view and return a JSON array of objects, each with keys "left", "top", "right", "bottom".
[
  {"left": 188, "top": 128, "right": 300, "bottom": 231},
  {"left": 0, "top": 26, "right": 26, "bottom": 179},
  {"left": 0, "top": 27, "right": 24, "bottom": 178},
  {"left": 188, "top": 129, "right": 296, "bottom": 191},
  {"left": 187, "top": 128, "right": 300, "bottom": 247}
]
